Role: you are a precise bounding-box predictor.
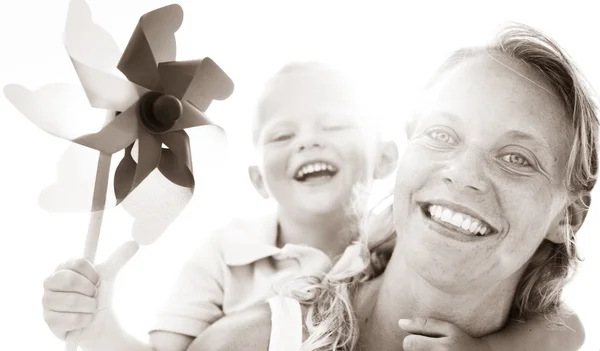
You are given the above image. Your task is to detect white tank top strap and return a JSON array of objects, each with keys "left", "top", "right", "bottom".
[{"left": 267, "top": 295, "right": 303, "bottom": 351}]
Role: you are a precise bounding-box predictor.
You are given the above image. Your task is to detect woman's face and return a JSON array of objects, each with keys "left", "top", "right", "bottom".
[{"left": 393, "top": 53, "right": 573, "bottom": 292}]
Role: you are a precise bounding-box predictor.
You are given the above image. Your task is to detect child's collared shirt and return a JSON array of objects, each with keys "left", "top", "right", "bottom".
[{"left": 150, "top": 212, "right": 332, "bottom": 337}]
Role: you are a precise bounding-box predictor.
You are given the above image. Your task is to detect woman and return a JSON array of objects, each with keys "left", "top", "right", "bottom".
[{"left": 189, "top": 23, "right": 598, "bottom": 350}]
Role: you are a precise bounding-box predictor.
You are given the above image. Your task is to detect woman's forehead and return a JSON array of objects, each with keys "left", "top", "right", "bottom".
[
  {"left": 408, "top": 54, "right": 574, "bottom": 173},
  {"left": 418, "top": 54, "right": 571, "bottom": 136}
]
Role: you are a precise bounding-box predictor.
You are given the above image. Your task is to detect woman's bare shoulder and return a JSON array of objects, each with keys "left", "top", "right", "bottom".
[{"left": 188, "top": 303, "right": 272, "bottom": 351}]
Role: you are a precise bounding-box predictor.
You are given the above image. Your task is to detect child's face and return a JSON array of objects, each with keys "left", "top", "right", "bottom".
[{"left": 250, "top": 67, "right": 385, "bottom": 217}]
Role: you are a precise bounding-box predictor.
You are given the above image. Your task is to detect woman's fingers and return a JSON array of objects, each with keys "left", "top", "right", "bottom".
[{"left": 398, "top": 317, "right": 455, "bottom": 337}]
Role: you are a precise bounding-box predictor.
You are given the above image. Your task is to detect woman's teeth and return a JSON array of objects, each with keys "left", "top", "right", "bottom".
[{"left": 427, "top": 204, "right": 490, "bottom": 236}]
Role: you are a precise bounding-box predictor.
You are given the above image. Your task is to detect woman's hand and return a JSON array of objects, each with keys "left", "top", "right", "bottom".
[{"left": 398, "top": 317, "right": 493, "bottom": 351}]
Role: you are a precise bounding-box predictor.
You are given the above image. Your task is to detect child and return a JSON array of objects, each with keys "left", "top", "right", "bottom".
[
  {"left": 42, "top": 61, "right": 585, "bottom": 351},
  {"left": 41, "top": 62, "right": 399, "bottom": 351}
]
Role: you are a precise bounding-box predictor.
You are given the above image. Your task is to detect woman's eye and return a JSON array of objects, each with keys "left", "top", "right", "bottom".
[
  {"left": 426, "top": 130, "right": 457, "bottom": 145},
  {"left": 500, "top": 153, "right": 531, "bottom": 167}
]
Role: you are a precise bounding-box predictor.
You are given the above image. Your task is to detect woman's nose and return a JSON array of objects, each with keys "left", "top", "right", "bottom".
[{"left": 440, "top": 150, "right": 490, "bottom": 193}]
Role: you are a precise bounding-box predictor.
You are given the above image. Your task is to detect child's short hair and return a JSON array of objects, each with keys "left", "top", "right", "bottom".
[{"left": 250, "top": 62, "right": 383, "bottom": 146}]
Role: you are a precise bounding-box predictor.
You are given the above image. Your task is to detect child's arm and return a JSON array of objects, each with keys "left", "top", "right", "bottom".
[
  {"left": 148, "top": 235, "right": 227, "bottom": 350},
  {"left": 482, "top": 312, "right": 585, "bottom": 351},
  {"left": 187, "top": 304, "right": 274, "bottom": 351},
  {"left": 398, "top": 311, "right": 585, "bottom": 351},
  {"left": 42, "top": 237, "right": 226, "bottom": 351}
]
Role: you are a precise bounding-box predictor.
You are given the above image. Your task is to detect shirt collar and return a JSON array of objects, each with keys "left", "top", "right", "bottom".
[{"left": 222, "top": 211, "right": 283, "bottom": 266}]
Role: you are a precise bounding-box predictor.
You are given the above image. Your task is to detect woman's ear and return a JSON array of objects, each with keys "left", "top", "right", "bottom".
[
  {"left": 248, "top": 165, "right": 270, "bottom": 199},
  {"left": 546, "top": 193, "right": 591, "bottom": 244},
  {"left": 374, "top": 141, "right": 399, "bottom": 180}
]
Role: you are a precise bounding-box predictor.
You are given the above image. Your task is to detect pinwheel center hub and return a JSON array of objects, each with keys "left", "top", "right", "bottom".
[{"left": 139, "top": 92, "right": 183, "bottom": 133}]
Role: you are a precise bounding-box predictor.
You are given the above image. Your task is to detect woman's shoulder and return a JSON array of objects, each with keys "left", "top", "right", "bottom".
[{"left": 188, "top": 303, "right": 273, "bottom": 351}]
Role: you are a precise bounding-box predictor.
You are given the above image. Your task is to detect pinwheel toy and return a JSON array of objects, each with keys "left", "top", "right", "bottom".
[{"left": 3, "top": 1, "right": 234, "bottom": 350}]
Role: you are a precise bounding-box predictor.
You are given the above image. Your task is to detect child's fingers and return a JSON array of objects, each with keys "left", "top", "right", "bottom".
[
  {"left": 54, "top": 258, "right": 100, "bottom": 286},
  {"left": 398, "top": 317, "right": 455, "bottom": 337},
  {"left": 403, "top": 334, "right": 439, "bottom": 351},
  {"left": 42, "top": 291, "right": 98, "bottom": 313},
  {"left": 42, "top": 309, "right": 94, "bottom": 337},
  {"left": 97, "top": 241, "right": 139, "bottom": 280},
  {"left": 43, "top": 269, "right": 98, "bottom": 297}
]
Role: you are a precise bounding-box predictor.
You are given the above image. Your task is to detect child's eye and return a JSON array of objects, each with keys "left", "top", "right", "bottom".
[
  {"left": 426, "top": 130, "right": 457, "bottom": 145},
  {"left": 499, "top": 153, "right": 531, "bottom": 167},
  {"left": 270, "top": 133, "right": 293, "bottom": 142},
  {"left": 323, "top": 125, "right": 348, "bottom": 131}
]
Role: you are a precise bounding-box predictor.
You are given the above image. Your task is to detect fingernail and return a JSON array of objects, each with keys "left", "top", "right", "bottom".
[{"left": 398, "top": 319, "right": 411, "bottom": 326}]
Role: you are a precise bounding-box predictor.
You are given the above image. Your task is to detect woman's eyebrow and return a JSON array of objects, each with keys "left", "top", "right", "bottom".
[
  {"left": 504, "top": 130, "right": 552, "bottom": 152},
  {"left": 424, "top": 110, "right": 462, "bottom": 122}
]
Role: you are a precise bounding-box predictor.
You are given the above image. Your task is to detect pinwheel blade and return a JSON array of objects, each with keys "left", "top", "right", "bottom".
[
  {"left": 3, "top": 83, "right": 106, "bottom": 140},
  {"left": 158, "top": 130, "right": 194, "bottom": 188},
  {"left": 130, "top": 128, "right": 162, "bottom": 191},
  {"left": 66, "top": 58, "right": 147, "bottom": 111},
  {"left": 72, "top": 103, "right": 139, "bottom": 154},
  {"left": 65, "top": 0, "right": 121, "bottom": 72},
  {"left": 182, "top": 58, "right": 234, "bottom": 112},
  {"left": 168, "top": 100, "right": 214, "bottom": 132},
  {"left": 157, "top": 60, "right": 198, "bottom": 99},
  {"left": 64, "top": 0, "right": 146, "bottom": 111},
  {"left": 122, "top": 169, "right": 193, "bottom": 245},
  {"left": 37, "top": 143, "right": 121, "bottom": 212},
  {"left": 117, "top": 4, "right": 183, "bottom": 91},
  {"left": 114, "top": 144, "right": 137, "bottom": 204}
]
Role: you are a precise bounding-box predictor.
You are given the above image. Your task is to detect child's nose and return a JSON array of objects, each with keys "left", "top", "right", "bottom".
[{"left": 297, "top": 134, "right": 325, "bottom": 151}]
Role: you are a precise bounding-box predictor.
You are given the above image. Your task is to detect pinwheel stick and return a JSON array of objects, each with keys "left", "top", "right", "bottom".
[
  {"left": 84, "top": 147, "right": 112, "bottom": 261},
  {"left": 65, "top": 112, "right": 115, "bottom": 351}
]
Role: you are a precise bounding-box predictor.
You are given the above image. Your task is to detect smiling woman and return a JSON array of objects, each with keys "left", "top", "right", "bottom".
[{"left": 188, "top": 23, "right": 599, "bottom": 351}]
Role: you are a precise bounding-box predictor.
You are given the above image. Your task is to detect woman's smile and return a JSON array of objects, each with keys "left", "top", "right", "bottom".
[{"left": 417, "top": 202, "right": 498, "bottom": 243}]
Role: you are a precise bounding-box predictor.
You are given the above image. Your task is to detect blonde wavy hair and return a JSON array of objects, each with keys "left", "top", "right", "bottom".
[{"left": 286, "top": 23, "right": 599, "bottom": 351}]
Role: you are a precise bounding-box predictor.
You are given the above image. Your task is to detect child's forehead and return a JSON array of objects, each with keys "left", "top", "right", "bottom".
[
  {"left": 261, "top": 106, "right": 364, "bottom": 128},
  {"left": 265, "top": 67, "right": 362, "bottom": 103},
  {"left": 256, "top": 67, "right": 369, "bottom": 123}
]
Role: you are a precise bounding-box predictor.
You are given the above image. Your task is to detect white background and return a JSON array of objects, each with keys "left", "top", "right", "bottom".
[{"left": 1, "top": 0, "right": 598, "bottom": 350}]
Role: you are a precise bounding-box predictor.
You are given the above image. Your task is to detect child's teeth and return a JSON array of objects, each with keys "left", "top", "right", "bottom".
[
  {"left": 296, "top": 162, "right": 338, "bottom": 179},
  {"left": 435, "top": 206, "right": 443, "bottom": 218},
  {"left": 479, "top": 227, "right": 488, "bottom": 235}
]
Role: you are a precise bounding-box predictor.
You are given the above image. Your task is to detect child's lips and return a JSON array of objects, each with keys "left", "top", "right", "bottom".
[
  {"left": 293, "top": 160, "right": 339, "bottom": 181},
  {"left": 297, "top": 173, "right": 336, "bottom": 186}
]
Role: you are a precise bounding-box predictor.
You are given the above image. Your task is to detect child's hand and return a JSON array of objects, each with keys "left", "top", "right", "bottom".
[
  {"left": 42, "top": 241, "right": 139, "bottom": 343},
  {"left": 398, "top": 317, "right": 493, "bottom": 351}
]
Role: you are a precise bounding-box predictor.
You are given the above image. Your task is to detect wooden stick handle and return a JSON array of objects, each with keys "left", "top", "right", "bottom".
[{"left": 64, "top": 112, "right": 115, "bottom": 351}]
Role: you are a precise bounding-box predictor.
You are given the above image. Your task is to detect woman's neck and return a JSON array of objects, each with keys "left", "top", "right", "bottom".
[
  {"left": 357, "top": 248, "right": 524, "bottom": 351},
  {"left": 276, "top": 207, "right": 356, "bottom": 259}
]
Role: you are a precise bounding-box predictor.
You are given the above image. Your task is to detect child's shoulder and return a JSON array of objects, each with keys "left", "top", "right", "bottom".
[{"left": 212, "top": 211, "right": 278, "bottom": 242}]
